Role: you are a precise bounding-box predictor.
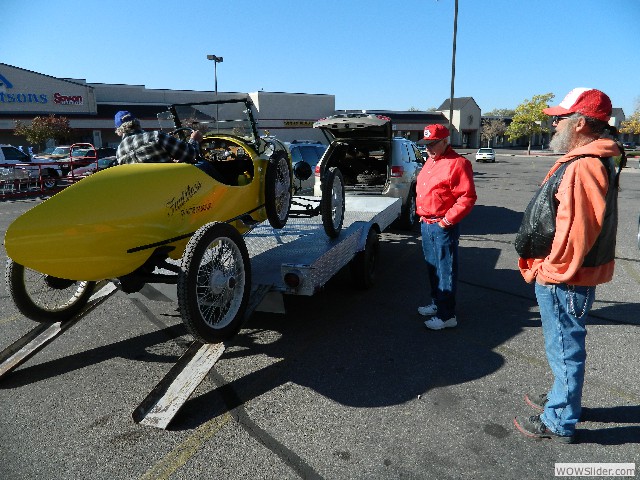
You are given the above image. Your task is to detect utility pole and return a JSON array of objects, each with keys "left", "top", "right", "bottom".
[{"left": 448, "top": 0, "right": 458, "bottom": 135}]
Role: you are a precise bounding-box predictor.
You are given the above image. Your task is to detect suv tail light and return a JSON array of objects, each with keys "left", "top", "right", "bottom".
[
  {"left": 315, "top": 164, "right": 321, "bottom": 177},
  {"left": 390, "top": 165, "right": 404, "bottom": 178}
]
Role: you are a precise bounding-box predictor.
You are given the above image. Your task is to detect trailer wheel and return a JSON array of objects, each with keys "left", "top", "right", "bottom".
[
  {"left": 265, "top": 152, "right": 292, "bottom": 229},
  {"left": 350, "top": 228, "right": 379, "bottom": 289},
  {"left": 42, "top": 169, "right": 59, "bottom": 190},
  {"left": 5, "top": 259, "right": 96, "bottom": 322},
  {"left": 177, "top": 222, "right": 251, "bottom": 343},
  {"left": 321, "top": 167, "right": 345, "bottom": 238}
]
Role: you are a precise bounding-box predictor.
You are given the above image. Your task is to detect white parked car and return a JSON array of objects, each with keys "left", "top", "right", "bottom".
[{"left": 475, "top": 148, "right": 496, "bottom": 163}]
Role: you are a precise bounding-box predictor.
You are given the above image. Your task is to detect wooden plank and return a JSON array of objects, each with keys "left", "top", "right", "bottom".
[
  {"left": 0, "top": 281, "right": 117, "bottom": 379},
  {"left": 133, "top": 342, "right": 225, "bottom": 429}
]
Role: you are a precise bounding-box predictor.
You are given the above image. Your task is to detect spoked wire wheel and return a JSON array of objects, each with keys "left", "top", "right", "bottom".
[
  {"left": 177, "top": 222, "right": 251, "bottom": 343},
  {"left": 265, "top": 152, "right": 292, "bottom": 229},
  {"left": 5, "top": 259, "right": 96, "bottom": 322}
]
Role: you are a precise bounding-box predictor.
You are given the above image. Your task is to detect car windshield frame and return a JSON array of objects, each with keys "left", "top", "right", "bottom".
[{"left": 157, "top": 97, "right": 259, "bottom": 146}]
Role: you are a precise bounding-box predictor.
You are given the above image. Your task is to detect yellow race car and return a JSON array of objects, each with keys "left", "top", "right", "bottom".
[{"left": 4, "top": 97, "right": 346, "bottom": 343}]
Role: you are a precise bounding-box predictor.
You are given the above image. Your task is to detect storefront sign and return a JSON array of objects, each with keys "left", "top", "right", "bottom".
[
  {"left": 53, "top": 93, "right": 83, "bottom": 105},
  {"left": 0, "top": 92, "right": 48, "bottom": 104},
  {"left": 0, "top": 72, "right": 84, "bottom": 106}
]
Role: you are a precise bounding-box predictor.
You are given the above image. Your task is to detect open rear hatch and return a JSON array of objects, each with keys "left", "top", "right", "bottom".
[
  {"left": 313, "top": 113, "right": 392, "bottom": 141},
  {"left": 314, "top": 114, "right": 393, "bottom": 193}
]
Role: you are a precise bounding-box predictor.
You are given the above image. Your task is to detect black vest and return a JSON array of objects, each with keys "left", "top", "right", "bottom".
[
  {"left": 515, "top": 156, "right": 619, "bottom": 266},
  {"left": 582, "top": 156, "right": 618, "bottom": 267}
]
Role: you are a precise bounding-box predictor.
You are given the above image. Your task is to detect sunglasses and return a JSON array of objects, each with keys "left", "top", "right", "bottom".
[
  {"left": 552, "top": 115, "right": 573, "bottom": 125},
  {"left": 425, "top": 138, "right": 444, "bottom": 148}
]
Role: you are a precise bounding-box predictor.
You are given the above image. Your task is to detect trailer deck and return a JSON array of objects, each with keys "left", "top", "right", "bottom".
[{"left": 247, "top": 195, "right": 401, "bottom": 297}]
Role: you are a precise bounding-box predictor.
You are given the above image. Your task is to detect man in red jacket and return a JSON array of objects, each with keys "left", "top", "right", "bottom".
[{"left": 416, "top": 124, "right": 477, "bottom": 330}]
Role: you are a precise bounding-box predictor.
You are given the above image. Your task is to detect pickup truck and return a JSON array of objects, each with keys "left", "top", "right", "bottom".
[{"left": 0, "top": 144, "right": 63, "bottom": 189}]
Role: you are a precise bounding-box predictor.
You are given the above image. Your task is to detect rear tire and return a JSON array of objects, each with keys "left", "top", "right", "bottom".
[
  {"left": 177, "top": 222, "right": 251, "bottom": 343},
  {"left": 6, "top": 259, "right": 96, "bottom": 322},
  {"left": 397, "top": 187, "right": 417, "bottom": 230},
  {"left": 265, "top": 152, "right": 292, "bottom": 229},
  {"left": 321, "top": 167, "right": 345, "bottom": 238},
  {"left": 350, "top": 228, "right": 379, "bottom": 289}
]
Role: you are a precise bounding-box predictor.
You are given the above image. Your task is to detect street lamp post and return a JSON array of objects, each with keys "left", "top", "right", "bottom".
[
  {"left": 448, "top": 0, "right": 458, "bottom": 137},
  {"left": 206, "top": 54, "right": 223, "bottom": 95}
]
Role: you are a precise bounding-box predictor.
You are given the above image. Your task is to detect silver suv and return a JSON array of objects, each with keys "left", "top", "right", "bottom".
[{"left": 313, "top": 113, "right": 423, "bottom": 229}]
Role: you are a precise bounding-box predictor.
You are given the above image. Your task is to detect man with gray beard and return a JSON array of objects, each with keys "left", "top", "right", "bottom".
[{"left": 513, "top": 88, "right": 621, "bottom": 443}]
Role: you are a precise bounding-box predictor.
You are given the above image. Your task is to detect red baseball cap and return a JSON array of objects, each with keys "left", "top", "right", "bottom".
[
  {"left": 543, "top": 88, "right": 612, "bottom": 122},
  {"left": 423, "top": 124, "right": 450, "bottom": 143}
]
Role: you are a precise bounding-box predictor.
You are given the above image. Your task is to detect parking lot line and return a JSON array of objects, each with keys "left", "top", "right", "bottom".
[{"left": 139, "top": 411, "right": 232, "bottom": 480}]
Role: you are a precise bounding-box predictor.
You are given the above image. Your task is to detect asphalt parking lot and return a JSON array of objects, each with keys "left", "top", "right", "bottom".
[{"left": 1, "top": 152, "right": 639, "bottom": 479}]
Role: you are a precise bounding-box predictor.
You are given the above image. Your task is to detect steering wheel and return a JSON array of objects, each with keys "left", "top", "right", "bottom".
[
  {"left": 168, "top": 127, "right": 203, "bottom": 163},
  {"left": 169, "top": 126, "right": 195, "bottom": 141}
]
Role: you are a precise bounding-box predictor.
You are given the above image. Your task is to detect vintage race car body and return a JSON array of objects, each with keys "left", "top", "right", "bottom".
[
  {"left": 5, "top": 97, "right": 292, "bottom": 282},
  {"left": 4, "top": 97, "right": 343, "bottom": 343},
  {"left": 6, "top": 159, "right": 272, "bottom": 281}
]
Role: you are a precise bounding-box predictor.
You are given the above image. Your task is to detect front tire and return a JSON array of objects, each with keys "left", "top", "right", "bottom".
[
  {"left": 321, "top": 167, "right": 345, "bottom": 238},
  {"left": 5, "top": 260, "right": 96, "bottom": 322},
  {"left": 177, "top": 222, "right": 251, "bottom": 343},
  {"left": 265, "top": 152, "right": 292, "bottom": 229}
]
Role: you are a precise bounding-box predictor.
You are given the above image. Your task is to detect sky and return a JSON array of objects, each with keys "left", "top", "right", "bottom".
[{"left": 2, "top": 0, "right": 639, "bottom": 116}]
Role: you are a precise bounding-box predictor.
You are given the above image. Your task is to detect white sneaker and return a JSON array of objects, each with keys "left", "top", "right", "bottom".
[
  {"left": 424, "top": 316, "right": 457, "bottom": 330},
  {"left": 418, "top": 303, "right": 437, "bottom": 316}
]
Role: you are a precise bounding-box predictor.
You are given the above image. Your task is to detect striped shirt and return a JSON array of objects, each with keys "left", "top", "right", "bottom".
[{"left": 116, "top": 130, "right": 199, "bottom": 164}]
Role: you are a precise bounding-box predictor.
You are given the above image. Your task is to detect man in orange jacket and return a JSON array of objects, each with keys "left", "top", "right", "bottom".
[
  {"left": 514, "top": 88, "right": 621, "bottom": 443},
  {"left": 416, "top": 124, "right": 476, "bottom": 330}
]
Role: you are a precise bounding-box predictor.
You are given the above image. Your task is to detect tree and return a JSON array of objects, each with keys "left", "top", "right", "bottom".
[
  {"left": 505, "top": 93, "right": 554, "bottom": 155},
  {"left": 14, "top": 115, "right": 72, "bottom": 150},
  {"left": 619, "top": 98, "right": 640, "bottom": 135},
  {"left": 481, "top": 118, "right": 507, "bottom": 147},
  {"left": 484, "top": 108, "right": 515, "bottom": 117}
]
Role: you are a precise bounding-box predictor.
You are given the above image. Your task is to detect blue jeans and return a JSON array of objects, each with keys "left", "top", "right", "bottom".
[
  {"left": 420, "top": 222, "right": 459, "bottom": 320},
  {"left": 535, "top": 282, "right": 595, "bottom": 436}
]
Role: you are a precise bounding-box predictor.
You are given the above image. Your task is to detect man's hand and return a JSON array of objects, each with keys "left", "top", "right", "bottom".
[
  {"left": 536, "top": 276, "right": 552, "bottom": 286},
  {"left": 190, "top": 130, "right": 203, "bottom": 143}
]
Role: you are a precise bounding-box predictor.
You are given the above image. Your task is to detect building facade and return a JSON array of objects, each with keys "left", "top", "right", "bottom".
[{"left": 1, "top": 63, "right": 483, "bottom": 151}]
